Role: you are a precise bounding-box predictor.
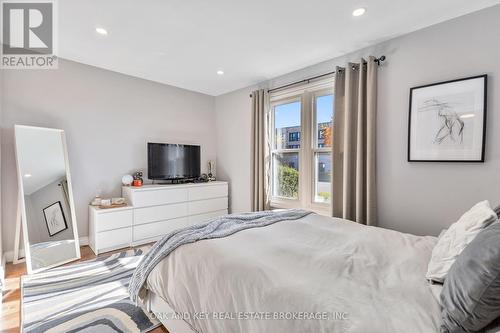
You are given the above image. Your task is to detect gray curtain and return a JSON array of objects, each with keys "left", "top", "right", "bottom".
[
  {"left": 251, "top": 89, "right": 270, "bottom": 211},
  {"left": 332, "top": 56, "right": 378, "bottom": 226}
]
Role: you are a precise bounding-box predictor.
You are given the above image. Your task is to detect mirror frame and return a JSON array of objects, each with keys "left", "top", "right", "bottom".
[{"left": 14, "top": 125, "right": 81, "bottom": 274}]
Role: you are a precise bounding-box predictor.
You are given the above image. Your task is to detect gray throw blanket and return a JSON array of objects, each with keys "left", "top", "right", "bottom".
[{"left": 128, "top": 209, "right": 313, "bottom": 304}]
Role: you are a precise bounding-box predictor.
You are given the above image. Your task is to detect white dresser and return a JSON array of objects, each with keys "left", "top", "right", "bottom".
[
  {"left": 89, "top": 205, "right": 134, "bottom": 254},
  {"left": 89, "top": 181, "right": 228, "bottom": 254}
]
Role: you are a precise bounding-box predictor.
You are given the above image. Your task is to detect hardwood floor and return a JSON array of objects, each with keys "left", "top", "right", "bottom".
[{"left": 1, "top": 246, "right": 169, "bottom": 333}]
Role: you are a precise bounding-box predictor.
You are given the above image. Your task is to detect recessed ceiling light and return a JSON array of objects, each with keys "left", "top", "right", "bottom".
[
  {"left": 460, "top": 113, "right": 475, "bottom": 119},
  {"left": 95, "top": 27, "right": 108, "bottom": 35},
  {"left": 352, "top": 8, "right": 366, "bottom": 17},
  {"left": 24, "top": 173, "right": 32, "bottom": 178},
  {"left": 216, "top": 70, "right": 224, "bottom": 76}
]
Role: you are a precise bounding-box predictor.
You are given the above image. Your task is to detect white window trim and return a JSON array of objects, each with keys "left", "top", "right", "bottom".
[
  {"left": 268, "top": 78, "right": 334, "bottom": 215},
  {"left": 269, "top": 78, "right": 334, "bottom": 102}
]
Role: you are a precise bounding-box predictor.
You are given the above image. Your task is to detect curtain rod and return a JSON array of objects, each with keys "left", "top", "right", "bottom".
[{"left": 249, "top": 55, "right": 386, "bottom": 98}]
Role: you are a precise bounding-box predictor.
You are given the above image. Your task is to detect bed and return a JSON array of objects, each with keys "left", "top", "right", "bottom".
[{"left": 136, "top": 212, "right": 441, "bottom": 333}]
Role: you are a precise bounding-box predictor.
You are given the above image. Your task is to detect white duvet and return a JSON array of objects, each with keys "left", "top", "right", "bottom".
[{"left": 147, "top": 213, "right": 441, "bottom": 333}]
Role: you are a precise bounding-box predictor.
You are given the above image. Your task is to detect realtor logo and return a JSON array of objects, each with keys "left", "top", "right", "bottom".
[{"left": 1, "top": 0, "right": 57, "bottom": 69}]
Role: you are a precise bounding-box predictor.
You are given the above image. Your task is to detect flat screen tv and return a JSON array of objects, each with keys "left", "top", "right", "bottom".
[{"left": 148, "top": 143, "right": 201, "bottom": 180}]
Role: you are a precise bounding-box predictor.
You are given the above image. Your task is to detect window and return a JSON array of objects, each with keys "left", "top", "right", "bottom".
[
  {"left": 272, "top": 100, "right": 301, "bottom": 200},
  {"left": 270, "top": 82, "right": 334, "bottom": 212},
  {"left": 313, "top": 94, "right": 333, "bottom": 204},
  {"left": 288, "top": 132, "right": 300, "bottom": 142}
]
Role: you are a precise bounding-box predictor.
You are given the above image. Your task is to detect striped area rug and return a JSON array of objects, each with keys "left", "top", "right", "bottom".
[{"left": 21, "top": 246, "right": 161, "bottom": 333}]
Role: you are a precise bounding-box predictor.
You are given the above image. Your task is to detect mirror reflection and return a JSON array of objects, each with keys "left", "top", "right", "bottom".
[{"left": 15, "top": 125, "right": 80, "bottom": 272}]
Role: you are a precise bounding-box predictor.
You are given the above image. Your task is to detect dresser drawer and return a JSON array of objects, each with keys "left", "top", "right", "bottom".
[
  {"left": 134, "top": 203, "right": 188, "bottom": 225},
  {"left": 131, "top": 188, "right": 188, "bottom": 207},
  {"left": 189, "top": 184, "right": 228, "bottom": 201},
  {"left": 188, "top": 209, "right": 228, "bottom": 225},
  {"left": 96, "top": 210, "right": 133, "bottom": 232},
  {"left": 133, "top": 217, "right": 189, "bottom": 241},
  {"left": 97, "top": 227, "right": 132, "bottom": 250},
  {"left": 188, "top": 197, "right": 228, "bottom": 215}
]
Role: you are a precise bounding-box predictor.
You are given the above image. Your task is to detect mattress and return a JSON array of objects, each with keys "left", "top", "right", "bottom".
[{"left": 146, "top": 213, "right": 441, "bottom": 333}]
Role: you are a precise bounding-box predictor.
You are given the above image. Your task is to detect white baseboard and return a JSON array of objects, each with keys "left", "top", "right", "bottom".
[
  {"left": 79, "top": 236, "right": 89, "bottom": 246},
  {"left": 3, "top": 236, "right": 89, "bottom": 263}
]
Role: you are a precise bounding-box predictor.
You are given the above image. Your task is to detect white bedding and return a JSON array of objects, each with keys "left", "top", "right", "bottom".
[{"left": 146, "top": 213, "right": 441, "bottom": 333}]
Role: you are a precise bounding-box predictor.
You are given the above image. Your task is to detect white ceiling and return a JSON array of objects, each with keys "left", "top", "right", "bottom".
[{"left": 59, "top": 0, "right": 500, "bottom": 96}]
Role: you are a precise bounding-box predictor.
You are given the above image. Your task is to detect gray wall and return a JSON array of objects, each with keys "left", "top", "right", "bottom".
[
  {"left": 0, "top": 67, "right": 3, "bottom": 267},
  {"left": 215, "top": 6, "right": 500, "bottom": 236},
  {"left": 25, "top": 178, "right": 74, "bottom": 244},
  {"left": 215, "top": 87, "right": 255, "bottom": 214},
  {"left": 1, "top": 59, "right": 216, "bottom": 252}
]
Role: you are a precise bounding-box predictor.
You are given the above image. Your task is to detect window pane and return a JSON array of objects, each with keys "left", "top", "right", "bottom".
[
  {"left": 273, "top": 152, "right": 299, "bottom": 199},
  {"left": 315, "top": 94, "right": 333, "bottom": 148},
  {"left": 274, "top": 101, "right": 301, "bottom": 149},
  {"left": 314, "top": 152, "right": 331, "bottom": 203}
]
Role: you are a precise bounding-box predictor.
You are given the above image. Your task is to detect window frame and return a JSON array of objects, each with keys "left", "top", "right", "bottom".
[{"left": 268, "top": 79, "right": 333, "bottom": 214}]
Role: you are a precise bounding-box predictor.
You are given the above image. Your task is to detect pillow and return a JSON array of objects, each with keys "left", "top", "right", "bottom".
[
  {"left": 426, "top": 200, "right": 497, "bottom": 283},
  {"left": 440, "top": 222, "right": 500, "bottom": 333}
]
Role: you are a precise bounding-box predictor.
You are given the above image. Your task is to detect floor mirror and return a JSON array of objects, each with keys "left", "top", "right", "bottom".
[{"left": 14, "top": 125, "right": 80, "bottom": 274}]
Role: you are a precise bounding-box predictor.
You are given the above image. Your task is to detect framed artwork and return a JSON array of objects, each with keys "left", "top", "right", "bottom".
[
  {"left": 408, "top": 75, "right": 487, "bottom": 162},
  {"left": 43, "top": 201, "right": 68, "bottom": 236}
]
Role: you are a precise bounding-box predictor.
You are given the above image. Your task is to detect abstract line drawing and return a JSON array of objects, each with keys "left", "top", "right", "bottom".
[
  {"left": 408, "top": 75, "right": 486, "bottom": 162},
  {"left": 418, "top": 99, "right": 464, "bottom": 145},
  {"left": 43, "top": 201, "right": 68, "bottom": 236}
]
